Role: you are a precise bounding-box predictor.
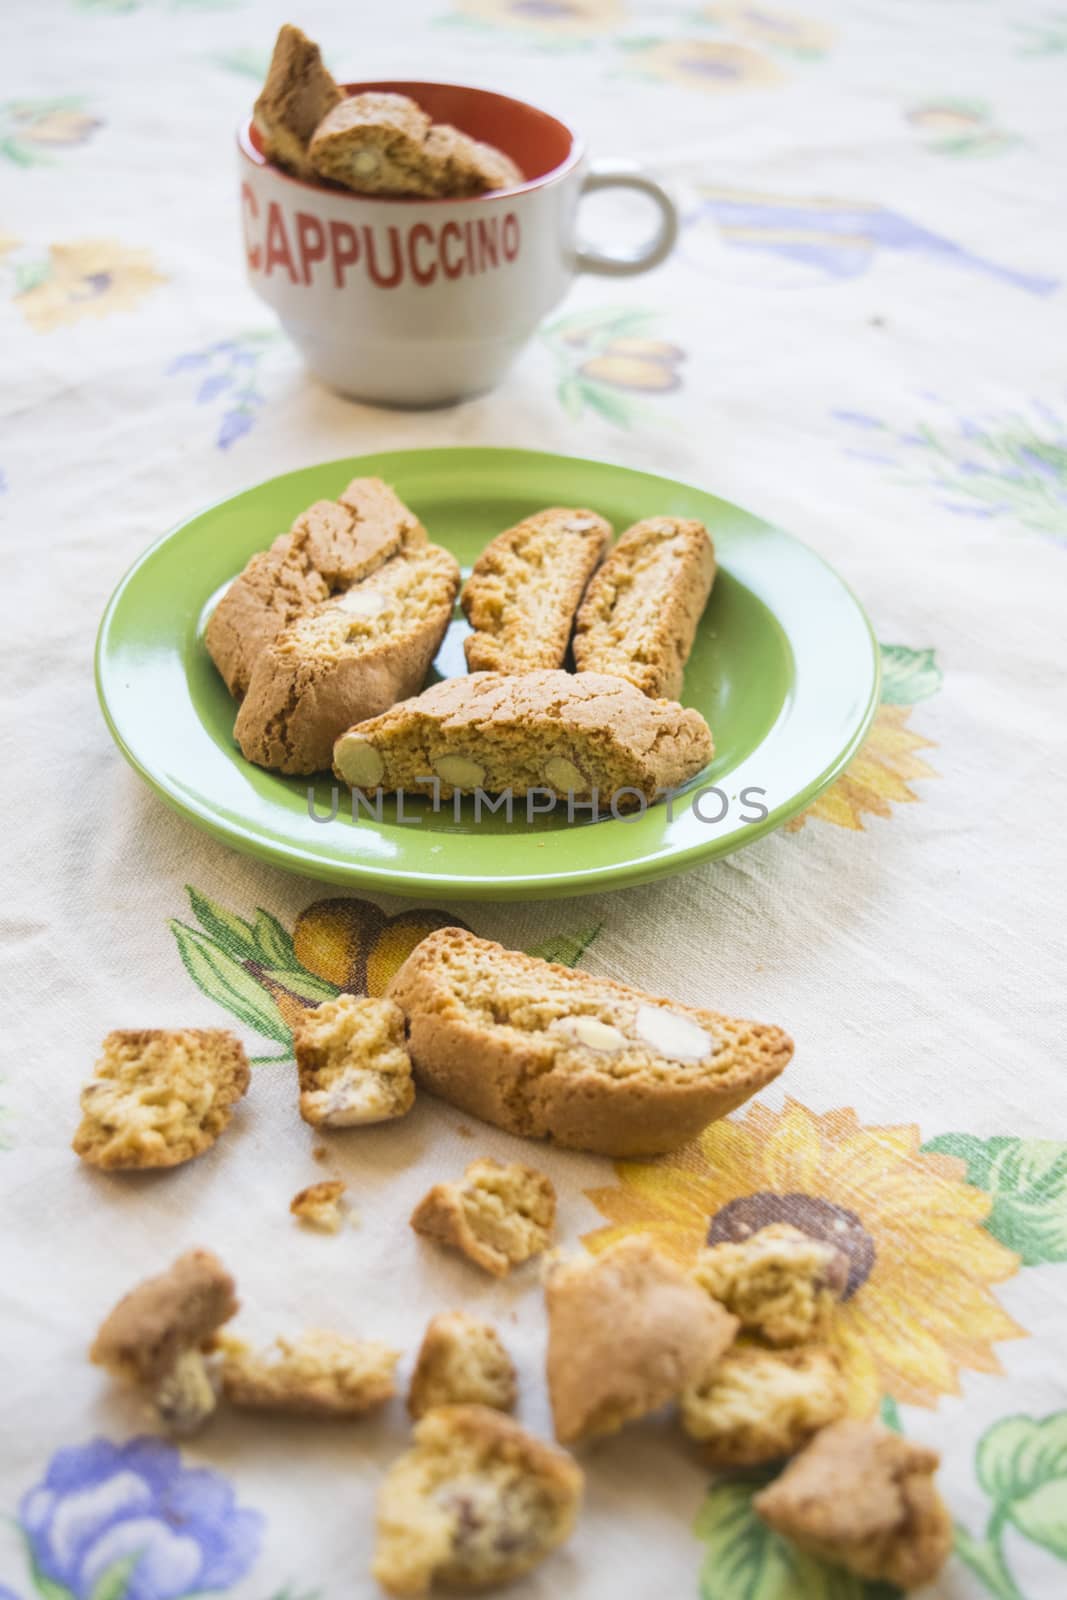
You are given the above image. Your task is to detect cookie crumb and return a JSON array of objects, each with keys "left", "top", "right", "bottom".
[
  {"left": 411, "top": 1157, "right": 556, "bottom": 1277},
  {"left": 291, "top": 1178, "right": 347, "bottom": 1232},
  {"left": 408, "top": 1311, "right": 517, "bottom": 1419}
]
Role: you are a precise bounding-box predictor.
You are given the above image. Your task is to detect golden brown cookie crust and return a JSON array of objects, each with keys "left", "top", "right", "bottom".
[
  {"left": 235, "top": 542, "right": 460, "bottom": 775},
  {"left": 290, "top": 1178, "right": 347, "bottom": 1231},
  {"left": 73, "top": 1029, "right": 250, "bottom": 1170},
  {"left": 461, "top": 508, "right": 612, "bottom": 673},
  {"left": 333, "top": 668, "right": 713, "bottom": 807},
  {"left": 753, "top": 1420, "right": 954, "bottom": 1589},
  {"left": 293, "top": 995, "right": 414, "bottom": 1127},
  {"left": 680, "top": 1342, "right": 848, "bottom": 1466},
  {"left": 410, "top": 1157, "right": 556, "bottom": 1276},
  {"left": 574, "top": 516, "right": 716, "bottom": 699},
  {"left": 386, "top": 928, "right": 793, "bottom": 1157},
  {"left": 374, "top": 1404, "right": 583, "bottom": 1595},
  {"left": 90, "top": 1249, "right": 238, "bottom": 1385},
  {"left": 253, "top": 24, "right": 342, "bottom": 179},
  {"left": 545, "top": 1236, "right": 739, "bottom": 1444},
  {"left": 206, "top": 477, "right": 426, "bottom": 699},
  {"left": 692, "top": 1222, "right": 849, "bottom": 1347},
  {"left": 407, "top": 1311, "right": 517, "bottom": 1419},
  {"left": 219, "top": 1329, "right": 399, "bottom": 1416},
  {"left": 309, "top": 93, "right": 521, "bottom": 198}
]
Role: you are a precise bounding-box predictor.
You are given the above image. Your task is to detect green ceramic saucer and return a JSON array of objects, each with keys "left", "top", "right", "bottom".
[{"left": 95, "top": 447, "right": 879, "bottom": 901}]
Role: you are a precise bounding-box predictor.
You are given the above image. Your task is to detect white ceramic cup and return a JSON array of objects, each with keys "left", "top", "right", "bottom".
[{"left": 237, "top": 81, "right": 678, "bottom": 407}]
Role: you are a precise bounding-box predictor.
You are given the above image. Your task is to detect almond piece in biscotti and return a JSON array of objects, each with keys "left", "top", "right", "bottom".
[
  {"left": 308, "top": 92, "right": 433, "bottom": 195},
  {"left": 574, "top": 516, "right": 716, "bottom": 699},
  {"left": 333, "top": 668, "right": 712, "bottom": 808},
  {"left": 206, "top": 477, "right": 426, "bottom": 698},
  {"left": 385, "top": 928, "right": 792, "bottom": 1157},
  {"left": 253, "top": 23, "right": 342, "bottom": 179},
  {"left": 461, "top": 508, "right": 612, "bottom": 673},
  {"left": 235, "top": 542, "right": 460, "bottom": 775}
]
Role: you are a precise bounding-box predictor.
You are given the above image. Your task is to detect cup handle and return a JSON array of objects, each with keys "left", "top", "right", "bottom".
[{"left": 575, "top": 161, "right": 679, "bottom": 277}]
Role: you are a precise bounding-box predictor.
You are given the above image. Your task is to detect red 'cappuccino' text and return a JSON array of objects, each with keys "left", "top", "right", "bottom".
[{"left": 242, "top": 187, "right": 521, "bottom": 290}]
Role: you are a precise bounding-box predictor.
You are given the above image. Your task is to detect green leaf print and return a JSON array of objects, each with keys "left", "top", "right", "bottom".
[
  {"left": 169, "top": 920, "right": 291, "bottom": 1044},
  {"left": 88, "top": 1551, "right": 143, "bottom": 1600},
  {"left": 251, "top": 906, "right": 297, "bottom": 967},
  {"left": 186, "top": 886, "right": 259, "bottom": 958},
  {"left": 977, "top": 1414, "right": 1067, "bottom": 1556},
  {"left": 527, "top": 925, "right": 602, "bottom": 969},
  {"left": 923, "top": 1133, "right": 1067, "bottom": 1263},
  {"left": 694, "top": 1475, "right": 898, "bottom": 1600},
  {"left": 879, "top": 644, "right": 942, "bottom": 706}
]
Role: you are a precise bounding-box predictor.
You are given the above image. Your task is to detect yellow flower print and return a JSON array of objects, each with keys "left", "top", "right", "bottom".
[
  {"left": 456, "top": 0, "right": 623, "bottom": 34},
  {"left": 630, "top": 39, "right": 782, "bottom": 91},
  {"left": 789, "top": 643, "right": 941, "bottom": 831},
  {"left": 15, "top": 239, "right": 165, "bottom": 332},
  {"left": 585, "top": 1098, "right": 1023, "bottom": 1415},
  {"left": 701, "top": 3, "right": 834, "bottom": 56},
  {"left": 293, "top": 898, "right": 469, "bottom": 997},
  {"left": 579, "top": 338, "right": 686, "bottom": 393}
]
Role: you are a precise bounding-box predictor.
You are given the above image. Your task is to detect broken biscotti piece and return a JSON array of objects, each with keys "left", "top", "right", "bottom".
[
  {"left": 408, "top": 1312, "right": 517, "bottom": 1419},
  {"left": 410, "top": 1157, "right": 556, "bottom": 1277},
  {"left": 253, "top": 23, "right": 342, "bottom": 179},
  {"left": 333, "top": 669, "right": 713, "bottom": 808},
  {"left": 291, "top": 1178, "right": 348, "bottom": 1231},
  {"left": 73, "top": 1029, "right": 250, "bottom": 1170},
  {"left": 386, "top": 929, "right": 793, "bottom": 1157},
  {"left": 206, "top": 477, "right": 426, "bottom": 698},
  {"left": 680, "top": 1342, "right": 848, "bottom": 1466},
  {"left": 219, "top": 1329, "right": 399, "bottom": 1417},
  {"left": 574, "top": 516, "right": 716, "bottom": 700},
  {"left": 692, "top": 1223, "right": 849, "bottom": 1347},
  {"left": 293, "top": 995, "right": 415, "bottom": 1127},
  {"left": 754, "top": 1421, "right": 953, "bottom": 1590},
  {"left": 545, "top": 1236, "right": 738, "bottom": 1445},
  {"left": 374, "top": 1405, "right": 582, "bottom": 1596},
  {"left": 308, "top": 92, "right": 522, "bottom": 199},
  {"left": 461, "top": 508, "right": 611, "bottom": 673},
  {"left": 235, "top": 542, "right": 460, "bottom": 775},
  {"left": 90, "top": 1248, "right": 238, "bottom": 1435}
]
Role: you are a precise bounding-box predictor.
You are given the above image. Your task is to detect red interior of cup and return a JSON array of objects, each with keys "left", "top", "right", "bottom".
[{"left": 244, "top": 81, "right": 578, "bottom": 190}]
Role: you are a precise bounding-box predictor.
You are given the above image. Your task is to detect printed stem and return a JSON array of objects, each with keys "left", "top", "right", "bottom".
[{"left": 954, "top": 1509, "right": 1024, "bottom": 1600}]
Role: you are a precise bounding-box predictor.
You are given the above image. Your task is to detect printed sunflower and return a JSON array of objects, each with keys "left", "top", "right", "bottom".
[
  {"left": 1, "top": 98, "right": 102, "bottom": 165},
  {"left": 788, "top": 642, "right": 940, "bottom": 831},
  {"left": 619, "top": 37, "right": 782, "bottom": 91},
  {"left": 700, "top": 3, "right": 834, "bottom": 58},
  {"left": 452, "top": 0, "right": 623, "bottom": 36},
  {"left": 14, "top": 238, "right": 165, "bottom": 331},
  {"left": 585, "top": 1097, "right": 1023, "bottom": 1416},
  {"left": 541, "top": 306, "right": 684, "bottom": 427}
]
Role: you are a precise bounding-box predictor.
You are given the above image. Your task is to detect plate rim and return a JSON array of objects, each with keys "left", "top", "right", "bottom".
[{"left": 95, "top": 446, "right": 881, "bottom": 901}]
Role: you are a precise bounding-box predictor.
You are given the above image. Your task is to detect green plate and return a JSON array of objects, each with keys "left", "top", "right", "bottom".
[{"left": 95, "top": 447, "right": 879, "bottom": 901}]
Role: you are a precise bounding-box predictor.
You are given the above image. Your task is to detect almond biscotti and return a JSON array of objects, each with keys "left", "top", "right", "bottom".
[
  {"left": 410, "top": 1157, "right": 556, "bottom": 1276},
  {"left": 293, "top": 994, "right": 415, "bottom": 1127},
  {"left": 333, "top": 669, "right": 713, "bottom": 807},
  {"left": 308, "top": 92, "right": 522, "bottom": 198},
  {"left": 574, "top": 516, "right": 716, "bottom": 699},
  {"left": 461, "top": 508, "right": 611, "bottom": 673},
  {"left": 235, "top": 542, "right": 460, "bottom": 775},
  {"left": 206, "top": 477, "right": 426, "bottom": 698},
  {"left": 386, "top": 929, "right": 793, "bottom": 1156},
  {"left": 219, "top": 1329, "right": 400, "bottom": 1417},
  {"left": 253, "top": 23, "right": 342, "bottom": 179}
]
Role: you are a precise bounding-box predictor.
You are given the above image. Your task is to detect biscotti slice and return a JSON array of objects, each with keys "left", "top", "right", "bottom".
[
  {"left": 235, "top": 542, "right": 460, "bottom": 774},
  {"left": 253, "top": 24, "right": 342, "bottom": 179},
  {"left": 545, "top": 1237, "right": 737, "bottom": 1444},
  {"left": 206, "top": 477, "right": 426, "bottom": 697},
  {"left": 574, "top": 516, "right": 716, "bottom": 699},
  {"left": 90, "top": 1249, "right": 238, "bottom": 1435},
  {"left": 408, "top": 1312, "right": 517, "bottom": 1419},
  {"left": 293, "top": 995, "right": 414, "bottom": 1127},
  {"left": 219, "top": 1329, "right": 399, "bottom": 1417},
  {"left": 309, "top": 92, "right": 434, "bottom": 195},
  {"left": 386, "top": 929, "right": 792, "bottom": 1157},
  {"left": 410, "top": 1157, "right": 556, "bottom": 1277},
  {"left": 333, "top": 669, "right": 712, "bottom": 807},
  {"left": 680, "top": 1343, "right": 848, "bottom": 1466},
  {"left": 692, "top": 1222, "right": 849, "bottom": 1347},
  {"left": 374, "top": 1405, "right": 583, "bottom": 1596},
  {"left": 461, "top": 508, "right": 611, "bottom": 673},
  {"left": 753, "top": 1421, "right": 954, "bottom": 1590},
  {"left": 422, "top": 124, "right": 523, "bottom": 195},
  {"left": 73, "top": 1030, "right": 250, "bottom": 1170}
]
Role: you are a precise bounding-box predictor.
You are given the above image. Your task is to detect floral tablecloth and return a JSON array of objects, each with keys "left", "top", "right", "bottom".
[{"left": 3, "top": 1, "right": 1066, "bottom": 1597}]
